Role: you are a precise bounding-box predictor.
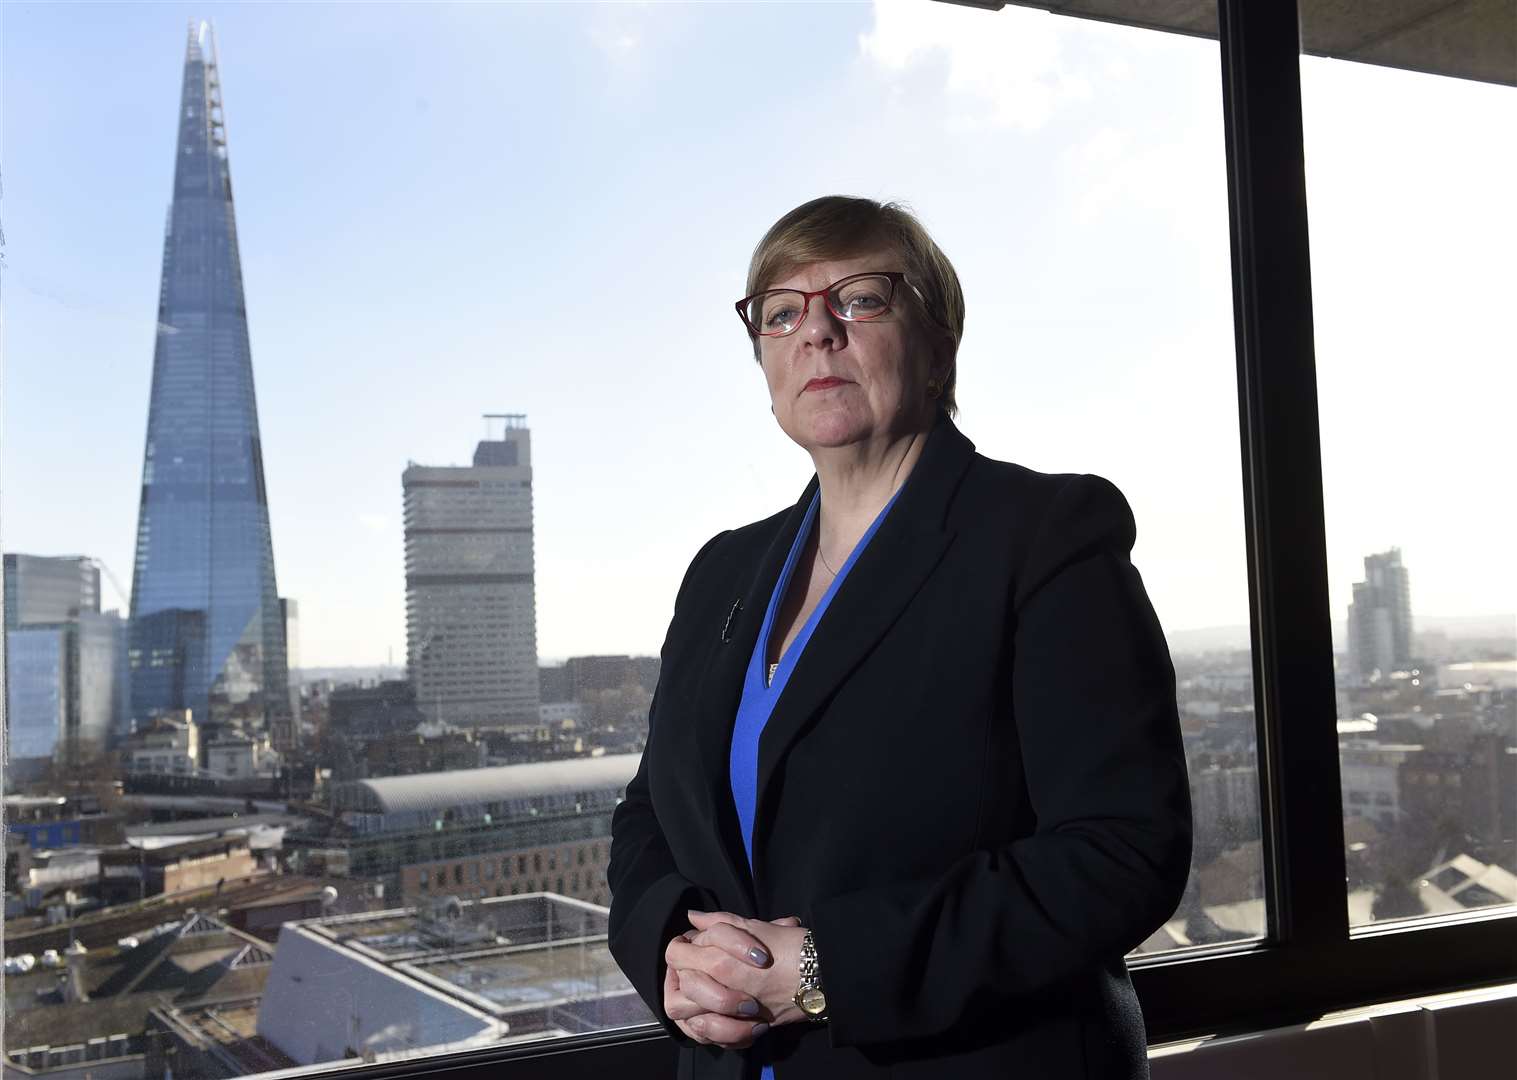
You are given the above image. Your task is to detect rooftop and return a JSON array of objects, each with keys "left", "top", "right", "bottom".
[
  {"left": 334, "top": 753, "right": 639, "bottom": 816},
  {"left": 257, "top": 893, "right": 650, "bottom": 1066}
]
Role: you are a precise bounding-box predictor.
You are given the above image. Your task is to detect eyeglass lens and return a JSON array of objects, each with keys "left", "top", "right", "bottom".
[{"left": 746, "top": 274, "right": 896, "bottom": 336}]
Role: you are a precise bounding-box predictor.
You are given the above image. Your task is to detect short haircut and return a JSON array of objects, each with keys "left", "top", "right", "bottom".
[{"left": 744, "top": 195, "right": 965, "bottom": 415}]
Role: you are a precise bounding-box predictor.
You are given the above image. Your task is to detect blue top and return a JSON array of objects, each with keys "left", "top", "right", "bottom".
[{"left": 727, "top": 485, "right": 903, "bottom": 1075}]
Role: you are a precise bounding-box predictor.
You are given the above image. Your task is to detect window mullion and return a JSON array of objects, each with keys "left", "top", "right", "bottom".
[{"left": 1217, "top": 0, "right": 1347, "bottom": 951}]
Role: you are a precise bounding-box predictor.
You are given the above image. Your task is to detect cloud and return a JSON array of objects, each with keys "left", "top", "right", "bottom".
[
  {"left": 586, "top": 3, "right": 654, "bottom": 72},
  {"left": 357, "top": 513, "right": 388, "bottom": 533},
  {"left": 859, "top": 0, "right": 1087, "bottom": 132}
]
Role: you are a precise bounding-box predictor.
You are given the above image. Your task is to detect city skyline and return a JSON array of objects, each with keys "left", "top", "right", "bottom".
[{"left": 4, "top": 4, "right": 1513, "bottom": 667}]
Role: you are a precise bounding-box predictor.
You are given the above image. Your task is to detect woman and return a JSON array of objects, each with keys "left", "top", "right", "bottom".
[{"left": 607, "top": 195, "right": 1192, "bottom": 1079}]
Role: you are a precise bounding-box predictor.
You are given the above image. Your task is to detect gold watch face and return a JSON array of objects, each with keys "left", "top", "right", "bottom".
[{"left": 798, "top": 986, "right": 828, "bottom": 1015}]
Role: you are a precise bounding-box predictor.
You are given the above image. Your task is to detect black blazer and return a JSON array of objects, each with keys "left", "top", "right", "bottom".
[{"left": 608, "top": 412, "right": 1192, "bottom": 1080}]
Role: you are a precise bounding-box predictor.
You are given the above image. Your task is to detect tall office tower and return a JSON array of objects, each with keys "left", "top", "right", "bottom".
[
  {"left": 404, "top": 416, "right": 541, "bottom": 729},
  {"left": 4, "top": 554, "right": 100, "bottom": 629},
  {"left": 4, "top": 553, "right": 125, "bottom": 770},
  {"left": 1347, "top": 547, "right": 1414, "bottom": 680},
  {"left": 127, "top": 22, "right": 288, "bottom": 734}
]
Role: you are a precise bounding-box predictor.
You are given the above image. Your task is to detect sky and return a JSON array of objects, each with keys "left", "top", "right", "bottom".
[{"left": 3, "top": 2, "right": 1513, "bottom": 667}]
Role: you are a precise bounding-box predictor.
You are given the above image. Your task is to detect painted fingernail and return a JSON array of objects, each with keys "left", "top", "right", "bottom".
[
  {"left": 747, "top": 946, "right": 770, "bottom": 966},
  {"left": 738, "top": 999, "right": 760, "bottom": 1016},
  {"left": 751, "top": 1023, "right": 770, "bottom": 1038}
]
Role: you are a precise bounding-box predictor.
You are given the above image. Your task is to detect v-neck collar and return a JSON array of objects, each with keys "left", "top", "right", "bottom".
[{"left": 750, "top": 483, "right": 905, "bottom": 694}]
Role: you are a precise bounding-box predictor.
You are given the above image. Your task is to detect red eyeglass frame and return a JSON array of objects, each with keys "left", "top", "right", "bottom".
[{"left": 734, "top": 271, "right": 926, "bottom": 338}]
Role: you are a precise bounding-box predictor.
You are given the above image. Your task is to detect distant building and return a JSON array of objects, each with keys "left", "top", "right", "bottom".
[
  {"left": 288, "top": 755, "right": 638, "bottom": 903},
  {"left": 6, "top": 627, "right": 69, "bottom": 771},
  {"left": 541, "top": 656, "right": 661, "bottom": 704},
  {"left": 255, "top": 894, "right": 649, "bottom": 1067},
  {"left": 275, "top": 597, "right": 302, "bottom": 751},
  {"left": 539, "top": 701, "right": 584, "bottom": 727},
  {"left": 328, "top": 679, "right": 426, "bottom": 735},
  {"left": 206, "top": 732, "right": 282, "bottom": 781},
  {"left": 1399, "top": 733, "right": 1516, "bottom": 850},
  {"left": 1347, "top": 548, "right": 1414, "bottom": 680},
  {"left": 1338, "top": 739, "right": 1421, "bottom": 828},
  {"left": 355, "top": 728, "right": 487, "bottom": 780},
  {"left": 1190, "top": 764, "right": 1260, "bottom": 830},
  {"left": 127, "top": 22, "right": 290, "bottom": 738},
  {"left": 3, "top": 554, "right": 100, "bottom": 629},
  {"left": 404, "top": 416, "right": 540, "bottom": 729},
  {"left": 124, "top": 711, "right": 201, "bottom": 779},
  {"left": 3, "top": 794, "right": 122, "bottom": 852},
  {"left": 99, "top": 835, "right": 260, "bottom": 899},
  {"left": 3, "top": 553, "right": 126, "bottom": 771}
]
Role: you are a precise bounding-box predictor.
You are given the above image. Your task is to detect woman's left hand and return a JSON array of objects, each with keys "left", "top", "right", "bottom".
[{"left": 668, "top": 910, "right": 810, "bottom": 1029}]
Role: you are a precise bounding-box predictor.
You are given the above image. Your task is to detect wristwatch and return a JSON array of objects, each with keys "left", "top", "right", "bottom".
[{"left": 792, "top": 929, "right": 828, "bottom": 1021}]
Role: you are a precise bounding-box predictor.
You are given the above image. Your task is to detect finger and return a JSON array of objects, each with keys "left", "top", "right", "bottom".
[
  {"left": 675, "top": 1018, "right": 712, "bottom": 1046},
  {"left": 690, "top": 919, "right": 774, "bottom": 967},
  {"left": 667, "top": 936, "right": 741, "bottom": 978},
  {"left": 684, "top": 1012, "right": 768, "bottom": 1049},
  {"left": 770, "top": 915, "right": 802, "bottom": 927},
  {"left": 664, "top": 965, "right": 703, "bottom": 1022},
  {"left": 675, "top": 967, "right": 764, "bottom": 1020},
  {"left": 686, "top": 909, "right": 748, "bottom": 930}
]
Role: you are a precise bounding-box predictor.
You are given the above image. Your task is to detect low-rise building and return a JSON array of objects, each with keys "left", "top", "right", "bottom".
[
  {"left": 255, "top": 893, "right": 648, "bottom": 1067},
  {"left": 287, "top": 755, "right": 638, "bottom": 903},
  {"left": 2, "top": 912, "right": 274, "bottom": 1080},
  {"left": 123, "top": 713, "right": 200, "bottom": 779},
  {"left": 205, "top": 733, "right": 281, "bottom": 781},
  {"left": 98, "top": 836, "right": 260, "bottom": 900}
]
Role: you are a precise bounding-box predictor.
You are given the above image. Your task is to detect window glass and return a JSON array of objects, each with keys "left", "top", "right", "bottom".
[
  {"left": 1297, "top": 52, "right": 1517, "bottom": 927},
  {"left": 3, "top": 2, "right": 1257, "bottom": 1074}
]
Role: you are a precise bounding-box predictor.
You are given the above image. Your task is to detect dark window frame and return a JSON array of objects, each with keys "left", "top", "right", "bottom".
[{"left": 251, "top": 3, "right": 1513, "bottom": 1078}]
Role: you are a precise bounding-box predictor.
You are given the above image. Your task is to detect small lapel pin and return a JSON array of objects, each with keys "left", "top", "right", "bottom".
[{"left": 720, "top": 598, "right": 742, "bottom": 643}]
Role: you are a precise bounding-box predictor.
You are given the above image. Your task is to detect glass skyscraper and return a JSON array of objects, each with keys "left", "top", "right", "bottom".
[{"left": 128, "top": 22, "right": 288, "bottom": 732}]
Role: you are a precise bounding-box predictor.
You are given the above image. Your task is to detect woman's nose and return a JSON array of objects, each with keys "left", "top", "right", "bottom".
[{"left": 800, "top": 294, "right": 847, "bottom": 348}]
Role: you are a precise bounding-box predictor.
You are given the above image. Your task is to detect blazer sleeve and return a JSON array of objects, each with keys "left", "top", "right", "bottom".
[
  {"left": 806, "top": 473, "right": 1193, "bottom": 1048},
  {"left": 607, "top": 530, "right": 729, "bottom": 1045}
]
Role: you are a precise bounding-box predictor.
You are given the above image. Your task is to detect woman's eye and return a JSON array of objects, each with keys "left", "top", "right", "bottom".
[
  {"left": 841, "top": 293, "right": 885, "bottom": 315},
  {"left": 764, "top": 307, "right": 799, "bottom": 328}
]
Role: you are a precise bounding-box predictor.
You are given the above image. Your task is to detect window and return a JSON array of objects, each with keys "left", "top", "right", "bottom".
[
  {"left": 8, "top": 4, "right": 1512, "bottom": 1080},
  {"left": 1298, "top": 29, "right": 1517, "bottom": 928}
]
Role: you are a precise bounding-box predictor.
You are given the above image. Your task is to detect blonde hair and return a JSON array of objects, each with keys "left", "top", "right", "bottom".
[{"left": 744, "top": 195, "right": 965, "bottom": 415}]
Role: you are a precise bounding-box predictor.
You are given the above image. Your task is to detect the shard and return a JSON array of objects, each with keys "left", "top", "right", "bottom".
[{"left": 128, "top": 21, "right": 288, "bottom": 733}]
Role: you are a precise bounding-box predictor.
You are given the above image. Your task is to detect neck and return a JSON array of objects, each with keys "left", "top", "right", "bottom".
[{"left": 809, "top": 414, "right": 935, "bottom": 548}]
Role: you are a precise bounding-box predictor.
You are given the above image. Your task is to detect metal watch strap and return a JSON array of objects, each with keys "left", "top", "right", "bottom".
[{"left": 796, "top": 929, "right": 827, "bottom": 1021}]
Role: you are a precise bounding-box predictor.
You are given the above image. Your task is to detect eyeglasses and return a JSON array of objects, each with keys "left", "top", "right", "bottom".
[{"left": 734, "top": 271, "right": 927, "bottom": 338}]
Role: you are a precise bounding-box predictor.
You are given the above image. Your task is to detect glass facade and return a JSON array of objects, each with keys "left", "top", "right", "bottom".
[
  {"left": 5, "top": 627, "right": 68, "bottom": 761},
  {"left": 3, "top": 554, "right": 99, "bottom": 630},
  {"left": 127, "top": 23, "right": 288, "bottom": 732}
]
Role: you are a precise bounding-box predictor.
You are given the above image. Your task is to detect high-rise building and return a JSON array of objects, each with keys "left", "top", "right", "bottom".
[
  {"left": 403, "top": 416, "right": 540, "bottom": 728},
  {"left": 4, "top": 554, "right": 100, "bottom": 629},
  {"left": 127, "top": 22, "right": 288, "bottom": 734},
  {"left": 1347, "top": 547, "right": 1414, "bottom": 680},
  {"left": 3, "top": 554, "right": 125, "bottom": 770}
]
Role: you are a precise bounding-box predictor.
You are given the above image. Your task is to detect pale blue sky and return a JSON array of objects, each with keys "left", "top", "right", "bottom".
[{"left": 4, "top": 2, "right": 1513, "bottom": 666}]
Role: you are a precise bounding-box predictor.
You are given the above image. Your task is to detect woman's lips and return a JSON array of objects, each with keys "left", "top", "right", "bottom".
[{"left": 804, "top": 377, "right": 849, "bottom": 391}]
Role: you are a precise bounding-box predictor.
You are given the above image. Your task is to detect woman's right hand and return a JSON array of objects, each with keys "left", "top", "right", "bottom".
[{"left": 663, "top": 915, "right": 801, "bottom": 1048}]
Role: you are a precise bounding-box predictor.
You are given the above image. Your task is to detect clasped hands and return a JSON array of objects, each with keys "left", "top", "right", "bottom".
[{"left": 662, "top": 909, "right": 810, "bottom": 1048}]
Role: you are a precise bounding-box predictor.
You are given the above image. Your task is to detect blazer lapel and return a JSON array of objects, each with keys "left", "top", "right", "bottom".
[
  {"left": 692, "top": 474, "right": 819, "bottom": 913},
  {"left": 751, "top": 413, "right": 976, "bottom": 870}
]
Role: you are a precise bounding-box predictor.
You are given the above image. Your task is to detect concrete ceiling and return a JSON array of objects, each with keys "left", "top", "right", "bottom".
[{"left": 944, "top": 0, "right": 1516, "bottom": 86}]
